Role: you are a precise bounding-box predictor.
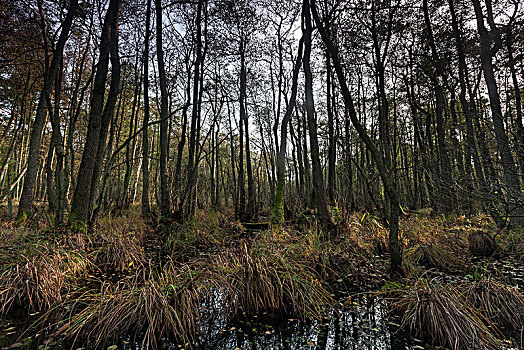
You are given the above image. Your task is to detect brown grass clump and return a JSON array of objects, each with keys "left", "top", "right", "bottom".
[
  {"left": 206, "top": 241, "right": 332, "bottom": 320},
  {"left": 56, "top": 237, "right": 333, "bottom": 349},
  {"left": 397, "top": 280, "right": 500, "bottom": 350},
  {"left": 95, "top": 232, "right": 145, "bottom": 272},
  {"left": 462, "top": 278, "right": 524, "bottom": 329},
  {"left": 58, "top": 263, "right": 206, "bottom": 348},
  {"left": 95, "top": 206, "right": 150, "bottom": 239},
  {"left": 92, "top": 208, "right": 149, "bottom": 272},
  {"left": 338, "top": 212, "right": 389, "bottom": 255},
  {"left": 404, "top": 242, "right": 461, "bottom": 272},
  {"left": 468, "top": 230, "right": 497, "bottom": 257},
  {"left": 166, "top": 210, "right": 231, "bottom": 253},
  {"left": 0, "top": 249, "right": 92, "bottom": 315},
  {"left": 401, "top": 214, "right": 445, "bottom": 244}
]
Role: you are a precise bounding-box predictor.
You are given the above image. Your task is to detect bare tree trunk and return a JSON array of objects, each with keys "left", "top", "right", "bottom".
[
  {"left": 272, "top": 33, "right": 304, "bottom": 225},
  {"left": 326, "top": 51, "right": 336, "bottom": 205},
  {"left": 155, "top": 0, "right": 171, "bottom": 220},
  {"left": 183, "top": 0, "right": 204, "bottom": 220},
  {"left": 142, "top": 0, "right": 152, "bottom": 217},
  {"left": 48, "top": 62, "right": 66, "bottom": 226},
  {"left": 422, "top": 0, "right": 454, "bottom": 213},
  {"left": 69, "top": 0, "right": 121, "bottom": 230},
  {"left": 472, "top": 0, "right": 522, "bottom": 224},
  {"left": 18, "top": 0, "right": 78, "bottom": 220},
  {"left": 311, "top": 0, "right": 401, "bottom": 275},
  {"left": 507, "top": 25, "right": 524, "bottom": 183},
  {"left": 303, "top": 0, "right": 333, "bottom": 230}
]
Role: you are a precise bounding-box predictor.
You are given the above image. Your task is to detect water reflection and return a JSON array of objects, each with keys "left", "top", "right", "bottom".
[
  {"left": 191, "top": 297, "right": 413, "bottom": 350},
  {"left": 1, "top": 296, "right": 414, "bottom": 349}
]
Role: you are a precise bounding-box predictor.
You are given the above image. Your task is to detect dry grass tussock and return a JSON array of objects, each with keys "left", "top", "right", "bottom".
[
  {"left": 205, "top": 240, "right": 333, "bottom": 319},
  {"left": 57, "top": 263, "right": 205, "bottom": 348},
  {"left": 401, "top": 215, "right": 446, "bottom": 244},
  {"left": 468, "top": 230, "right": 497, "bottom": 257},
  {"left": 462, "top": 278, "right": 524, "bottom": 329},
  {"left": 403, "top": 242, "right": 461, "bottom": 275},
  {"left": 95, "top": 231, "right": 145, "bottom": 272},
  {"left": 93, "top": 209, "right": 149, "bottom": 272},
  {"left": 94, "top": 208, "right": 150, "bottom": 241},
  {"left": 0, "top": 248, "right": 92, "bottom": 315},
  {"left": 5, "top": 210, "right": 520, "bottom": 348},
  {"left": 396, "top": 279, "right": 501, "bottom": 350},
  {"left": 166, "top": 210, "right": 239, "bottom": 253},
  {"left": 337, "top": 212, "right": 389, "bottom": 255},
  {"left": 54, "top": 235, "right": 333, "bottom": 348}
]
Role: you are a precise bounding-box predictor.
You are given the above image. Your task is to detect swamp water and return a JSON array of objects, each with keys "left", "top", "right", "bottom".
[
  {"left": 2, "top": 256, "right": 524, "bottom": 349},
  {"left": 0, "top": 296, "right": 416, "bottom": 350}
]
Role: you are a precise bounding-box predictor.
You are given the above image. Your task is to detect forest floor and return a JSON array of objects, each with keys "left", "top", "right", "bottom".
[{"left": 0, "top": 205, "right": 524, "bottom": 349}]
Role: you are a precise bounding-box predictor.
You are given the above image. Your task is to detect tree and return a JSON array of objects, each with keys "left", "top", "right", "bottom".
[
  {"left": 472, "top": 0, "right": 523, "bottom": 224},
  {"left": 17, "top": 0, "right": 79, "bottom": 220},
  {"left": 310, "top": 0, "right": 402, "bottom": 276},
  {"left": 69, "top": 0, "right": 121, "bottom": 230}
]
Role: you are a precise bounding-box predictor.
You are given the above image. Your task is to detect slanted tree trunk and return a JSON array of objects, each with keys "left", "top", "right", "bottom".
[
  {"left": 155, "top": 0, "right": 171, "bottom": 219},
  {"left": 236, "top": 41, "right": 247, "bottom": 220},
  {"left": 448, "top": 0, "right": 488, "bottom": 205},
  {"left": 142, "top": 0, "right": 152, "bottom": 217},
  {"left": 311, "top": 0, "right": 401, "bottom": 276},
  {"left": 69, "top": 0, "right": 121, "bottom": 230},
  {"left": 48, "top": 62, "right": 66, "bottom": 226},
  {"left": 422, "top": 0, "right": 454, "bottom": 213},
  {"left": 183, "top": 0, "right": 204, "bottom": 220},
  {"left": 326, "top": 51, "right": 336, "bottom": 205},
  {"left": 271, "top": 34, "right": 304, "bottom": 226},
  {"left": 303, "top": 0, "right": 333, "bottom": 230},
  {"left": 507, "top": 24, "right": 524, "bottom": 184},
  {"left": 18, "top": 0, "right": 78, "bottom": 220},
  {"left": 472, "top": 0, "right": 522, "bottom": 224}
]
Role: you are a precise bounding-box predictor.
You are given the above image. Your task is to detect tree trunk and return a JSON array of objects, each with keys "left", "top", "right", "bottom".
[
  {"left": 311, "top": 0, "right": 401, "bottom": 276},
  {"left": 326, "top": 51, "right": 336, "bottom": 205},
  {"left": 18, "top": 0, "right": 78, "bottom": 220},
  {"left": 141, "top": 0, "right": 152, "bottom": 217},
  {"left": 303, "top": 0, "right": 333, "bottom": 230},
  {"left": 272, "top": 34, "right": 304, "bottom": 225},
  {"left": 422, "top": 0, "right": 454, "bottom": 213},
  {"left": 183, "top": 0, "right": 204, "bottom": 220},
  {"left": 472, "top": 0, "right": 522, "bottom": 224},
  {"left": 69, "top": 0, "right": 121, "bottom": 230},
  {"left": 155, "top": 0, "right": 171, "bottom": 219}
]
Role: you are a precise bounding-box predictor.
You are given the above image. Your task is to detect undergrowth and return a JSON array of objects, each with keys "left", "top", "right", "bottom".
[{"left": 1, "top": 209, "right": 523, "bottom": 348}]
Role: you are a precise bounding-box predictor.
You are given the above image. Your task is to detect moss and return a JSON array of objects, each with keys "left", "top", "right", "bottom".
[
  {"left": 68, "top": 210, "right": 87, "bottom": 234},
  {"left": 271, "top": 171, "right": 285, "bottom": 227},
  {"left": 16, "top": 211, "right": 29, "bottom": 224}
]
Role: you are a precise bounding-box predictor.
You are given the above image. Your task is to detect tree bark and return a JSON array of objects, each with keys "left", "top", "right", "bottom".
[
  {"left": 472, "top": 0, "right": 522, "bottom": 224},
  {"left": 69, "top": 0, "right": 121, "bottom": 230},
  {"left": 155, "top": 0, "right": 171, "bottom": 219},
  {"left": 310, "top": 0, "right": 401, "bottom": 275},
  {"left": 141, "top": 0, "right": 152, "bottom": 217},
  {"left": 303, "top": 0, "right": 333, "bottom": 230},
  {"left": 18, "top": 0, "right": 78, "bottom": 220},
  {"left": 271, "top": 33, "right": 304, "bottom": 225}
]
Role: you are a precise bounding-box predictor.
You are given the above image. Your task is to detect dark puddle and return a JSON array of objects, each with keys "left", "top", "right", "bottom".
[
  {"left": 193, "top": 296, "right": 414, "bottom": 350},
  {"left": 3, "top": 253, "right": 524, "bottom": 350},
  {"left": 1, "top": 296, "right": 417, "bottom": 349}
]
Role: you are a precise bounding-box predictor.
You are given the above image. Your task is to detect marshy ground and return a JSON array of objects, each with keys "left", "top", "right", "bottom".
[{"left": 1, "top": 207, "right": 524, "bottom": 349}]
